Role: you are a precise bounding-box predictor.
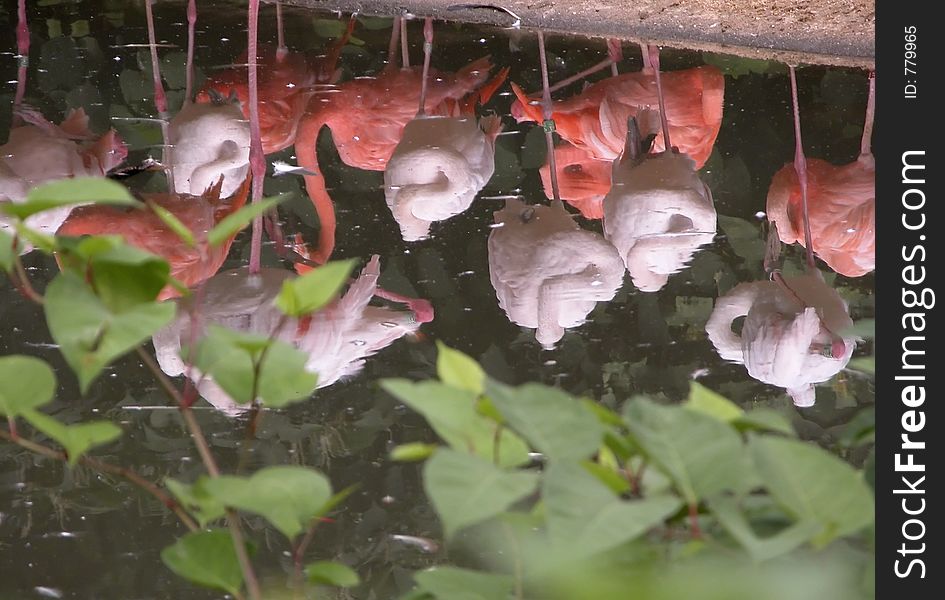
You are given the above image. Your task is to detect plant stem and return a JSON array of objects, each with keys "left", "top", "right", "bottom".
[
  {"left": 292, "top": 519, "right": 322, "bottom": 591},
  {"left": 0, "top": 427, "right": 199, "bottom": 531},
  {"left": 688, "top": 503, "right": 703, "bottom": 540},
  {"left": 13, "top": 253, "right": 44, "bottom": 304}
]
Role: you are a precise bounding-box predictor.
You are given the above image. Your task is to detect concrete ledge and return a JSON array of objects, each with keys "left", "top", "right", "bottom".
[{"left": 285, "top": 0, "right": 874, "bottom": 69}]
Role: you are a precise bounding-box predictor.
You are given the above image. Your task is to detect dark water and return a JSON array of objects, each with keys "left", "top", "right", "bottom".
[{"left": 1, "top": 1, "right": 874, "bottom": 598}]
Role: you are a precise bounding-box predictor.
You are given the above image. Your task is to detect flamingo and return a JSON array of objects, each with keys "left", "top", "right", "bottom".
[
  {"left": 538, "top": 143, "right": 612, "bottom": 219},
  {"left": 151, "top": 255, "right": 432, "bottom": 414},
  {"left": 705, "top": 67, "right": 856, "bottom": 407},
  {"left": 509, "top": 45, "right": 724, "bottom": 169},
  {"left": 293, "top": 19, "right": 505, "bottom": 263},
  {"left": 765, "top": 72, "right": 875, "bottom": 278},
  {"left": 602, "top": 46, "right": 717, "bottom": 293},
  {"left": 1, "top": 100, "right": 126, "bottom": 245},
  {"left": 56, "top": 177, "right": 251, "bottom": 301},
  {"left": 487, "top": 31, "right": 624, "bottom": 350},
  {"left": 383, "top": 18, "right": 506, "bottom": 241}
]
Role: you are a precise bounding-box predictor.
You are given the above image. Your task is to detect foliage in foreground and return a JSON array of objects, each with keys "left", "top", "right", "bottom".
[{"left": 2, "top": 179, "right": 874, "bottom": 599}]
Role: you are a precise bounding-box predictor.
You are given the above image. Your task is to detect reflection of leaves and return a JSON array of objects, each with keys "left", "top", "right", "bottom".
[
  {"left": 702, "top": 53, "right": 783, "bottom": 78},
  {"left": 718, "top": 214, "right": 765, "bottom": 267},
  {"left": 520, "top": 126, "right": 548, "bottom": 169},
  {"left": 412, "top": 567, "right": 514, "bottom": 600},
  {"left": 486, "top": 135, "right": 525, "bottom": 192}
]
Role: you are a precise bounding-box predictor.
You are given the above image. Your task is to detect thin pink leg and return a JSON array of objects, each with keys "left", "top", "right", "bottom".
[
  {"left": 860, "top": 71, "right": 875, "bottom": 158},
  {"left": 387, "top": 16, "right": 402, "bottom": 70},
  {"left": 608, "top": 38, "right": 621, "bottom": 76},
  {"left": 789, "top": 65, "right": 816, "bottom": 270},
  {"left": 538, "top": 31, "right": 562, "bottom": 207},
  {"left": 247, "top": 0, "right": 267, "bottom": 275},
  {"left": 373, "top": 287, "right": 434, "bottom": 323},
  {"left": 13, "top": 0, "right": 29, "bottom": 126},
  {"left": 184, "top": 0, "right": 196, "bottom": 103},
  {"left": 648, "top": 45, "right": 673, "bottom": 153},
  {"left": 275, "top": 0, "right": 288, "bottom": 62},
  {"left": 145, "top": 0, "right": 174, "bottom": 189},
  {"left": 400, "top": 17, "right": 410, "bottom": 68},
  {"left": 640, "top": 42, "right": 653, "bottom": 71},
  {"left": 416, "top": 17, "right": 433, "bottom": 116}
]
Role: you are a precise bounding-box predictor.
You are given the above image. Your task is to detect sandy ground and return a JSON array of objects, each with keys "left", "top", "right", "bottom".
[{"left": 286, "top": 0, "right": 874, "bottom": 67}]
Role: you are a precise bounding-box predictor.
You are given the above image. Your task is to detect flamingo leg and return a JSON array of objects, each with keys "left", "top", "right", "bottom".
[
  {"left": 647, "top": 44, "right": 673, "bottom": 153},
  {"left": 247, "top": 0, "right": 267, "bottom": 275},
  {"left": 538, "top": 31, "right": 563, "bottom": 208},
  {"left": 860, "top": 71, "right": 875, "bottom": 158},
  {"left": 144, "top": 0, "right": 174, "bottom": 190},
  {"left": 640, "top": 42, "right": 653, "bottom": 71},
  {"left": 13, "top": 0, "right": 29, "bottom": 127},
  {"left": 788, "top": 65, "right": 815, "bottom": 270},
  {"left": 184, "top": 0, "right": 196, "bottom": 103},
  {"left": 416, "top": 17, "right": 433, "bottom": 117},
  {"left": 275, "top": 0, "right": 288, "bottom": 62},
  {"left": 387, "top": 16, "right": 402, "bottom": 70},
  {"left": 400, "top": 16, "right": 411, "bottom": 68},
  {"left": 529, "top": 38, "right": 623, "bottom": 98}
]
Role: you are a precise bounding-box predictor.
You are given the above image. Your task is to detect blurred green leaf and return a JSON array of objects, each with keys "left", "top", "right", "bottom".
[
  {"left": 424, "top": 449, "right": 538, "bottom": 538},
  {"left": 0, "top": 356, "right": 57, "bottom": 417},
  {"left": 436, "top": 342, "right": 485, "bottom": 394},
  {"left": 147, "top": 201, "right": 196, "bottom": 247},
  {"left": 413, "top": 567, "right": 514, "bottom": 600},
  {"left": 24, "top": 410, "right": 121, "bottom": 466},
  {"left": 207, "top": 196, "right": 284, "bottom": 247},
  {"left": 734, "top": 409, "right": 796, "bottom": 436},
  {"left": 710, "top": 496, "right": 821, "bottom": 562},
  {"left": 487, "top": 380, "right": 605, "bottom": 461},
  {"left": 161, "top": 530, "right": 245, "bottom": 595},
  {"left": 306, "top": 561, "right": 360, "bottom": 587},
  {"left": 750, "top": 436, "right": 874, "bottom": 546},
  {"left": 685, "top": 382, "right": 744, "bottom": 422},
  {"left": 382, "top": 380, "right": 530, "bottom": 468},
  {"left": 0, "top": 229, "right": 19, "bottom": 273},
  {"left": 390, "top": 442, "right": 438, "bottom": 462},
  {"left": 203, "top": 466, "right": 332, "bottom": 540},
  {"left": 543, "top": 462, "right": 681, "bottom": 558},
  {"left": 189, "top": 326, "right": 318, "bottom": 408},
  {"left": 165, "top": 477, "right": 226, "bottom": 527},
  {"left": 44, "top": 272, "right": 175, "bottom": 392},
  {"left": 274, "top": 259, "right": 356, "bottom": 317},
  {"left": 625, "top": 398, "right": 755, "bottom": 504},
  {"left": 0, "top": 178, "right": 138, "bottom": 220}
]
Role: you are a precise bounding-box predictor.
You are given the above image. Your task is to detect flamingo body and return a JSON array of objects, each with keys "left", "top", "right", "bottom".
[
  {"left": 152, "top": 256, "right": 426, "bottom": 414},
  {"left": 705, "top": 271, "right": 856, "bottom": 407},
  {"left": 56, "top": 178, "right": 250, "bottom": 301},
  {"left": 603, "top": 151, "right": 716, "bottom": 292},
  {"left": 766, "top": 155, "right": 875, "bottom": 277},
  {"left": 488, "top": 199, "right": 624, "bottom": 348},
  {"left": 385, "top": 115, "right": 502, "bottom": 240},
  {"left": 539, "top": 143, "right": 612, "bottom": 219},
  {"left": 510, "top": 66, "right": 724, "bottom": 169},
  {"left": 168, "top": 101, "right": 251, "bottom": 197}
]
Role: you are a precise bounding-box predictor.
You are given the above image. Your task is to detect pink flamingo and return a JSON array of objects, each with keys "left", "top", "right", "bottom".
[{"left": 765, "top": 71, "right": 875, "bottom": 278}]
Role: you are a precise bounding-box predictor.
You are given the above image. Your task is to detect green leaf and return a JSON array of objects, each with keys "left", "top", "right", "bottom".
[
  {"left": 837, "top": 407, "right": 875, "bottom": 448},
  {"left": 685, "top": 382, "right": 744, "bottom": 422},
  {"left": 424, "top": 449, "right": 538, "bottom": 538},
  {"left": 23, "top": 410, "right": 121, "bottom": 466},
  {"left": 0, "top": 229, "right": 19, "bottom": 273},
  {"left": 189, "top": 326, "right": 318, "bottom": 408},
  {"left": 84, "top": 243, "right": 170, "bottom": 312},
  {"left": 161, "top": 530, "right": 245, "bottom": 595},
  {"left": 436, "top": 342, "right": 485, "bottom": 394},
  {"left": 734, "top": 409, "right": 796, "bottom": 436},
  {"left": 848, "top": 356, "right": 875, "bottom": 375},
  {"left": 709, "top": 496, "right": 822, "bottom": 562},
  {"left": 1, "top": 177, "right": 138, "bottom": 219},
  {"left": 413, "top": 567, "right": 514, "bottom": 600},
  {"left": 206, "top": 196, "right": 284, "bottom": 247},
  {"left": 0, "top": 356, "right": 57, "bottom": 417},
  {"left": 718, "top": 214, "right": 765, "bottom": 265},
  {"left": 382, "top": 379, "right": 530, "bottom": 468},
  {"left": 13, "top": 221, "right": 56, "bottom": 253},
  {"left": 543, "top": 461, "right": 681, "bottom": 558},
  {"left": 624, "top": 398, "right": 755, "bottom": 504},
  {"left": 273, "top": 259, "right": 356, "bottom": 316},
  {"left": 147, "top": 201, "right": 196, "bottom": 247},
  {"left": 165, "top": 477, "right": 226, "bottom": 527},
  {"left": 44, "top": 272, "right": 175, "bottom": 392},
  {"left": 202, "top": 466, "right": 332, "bottom": 540},
  {"left": 486, "top": 380, "right": 605, "bottom": 461},
  {"left": 390, "top": 442, "right": 438, "bottom": 462},
  {"left": 750, "top": 436, "right": 874, "bottom": 546},
  {"left": 305, "top": 561, "right": 360, "bottom": 587}
]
